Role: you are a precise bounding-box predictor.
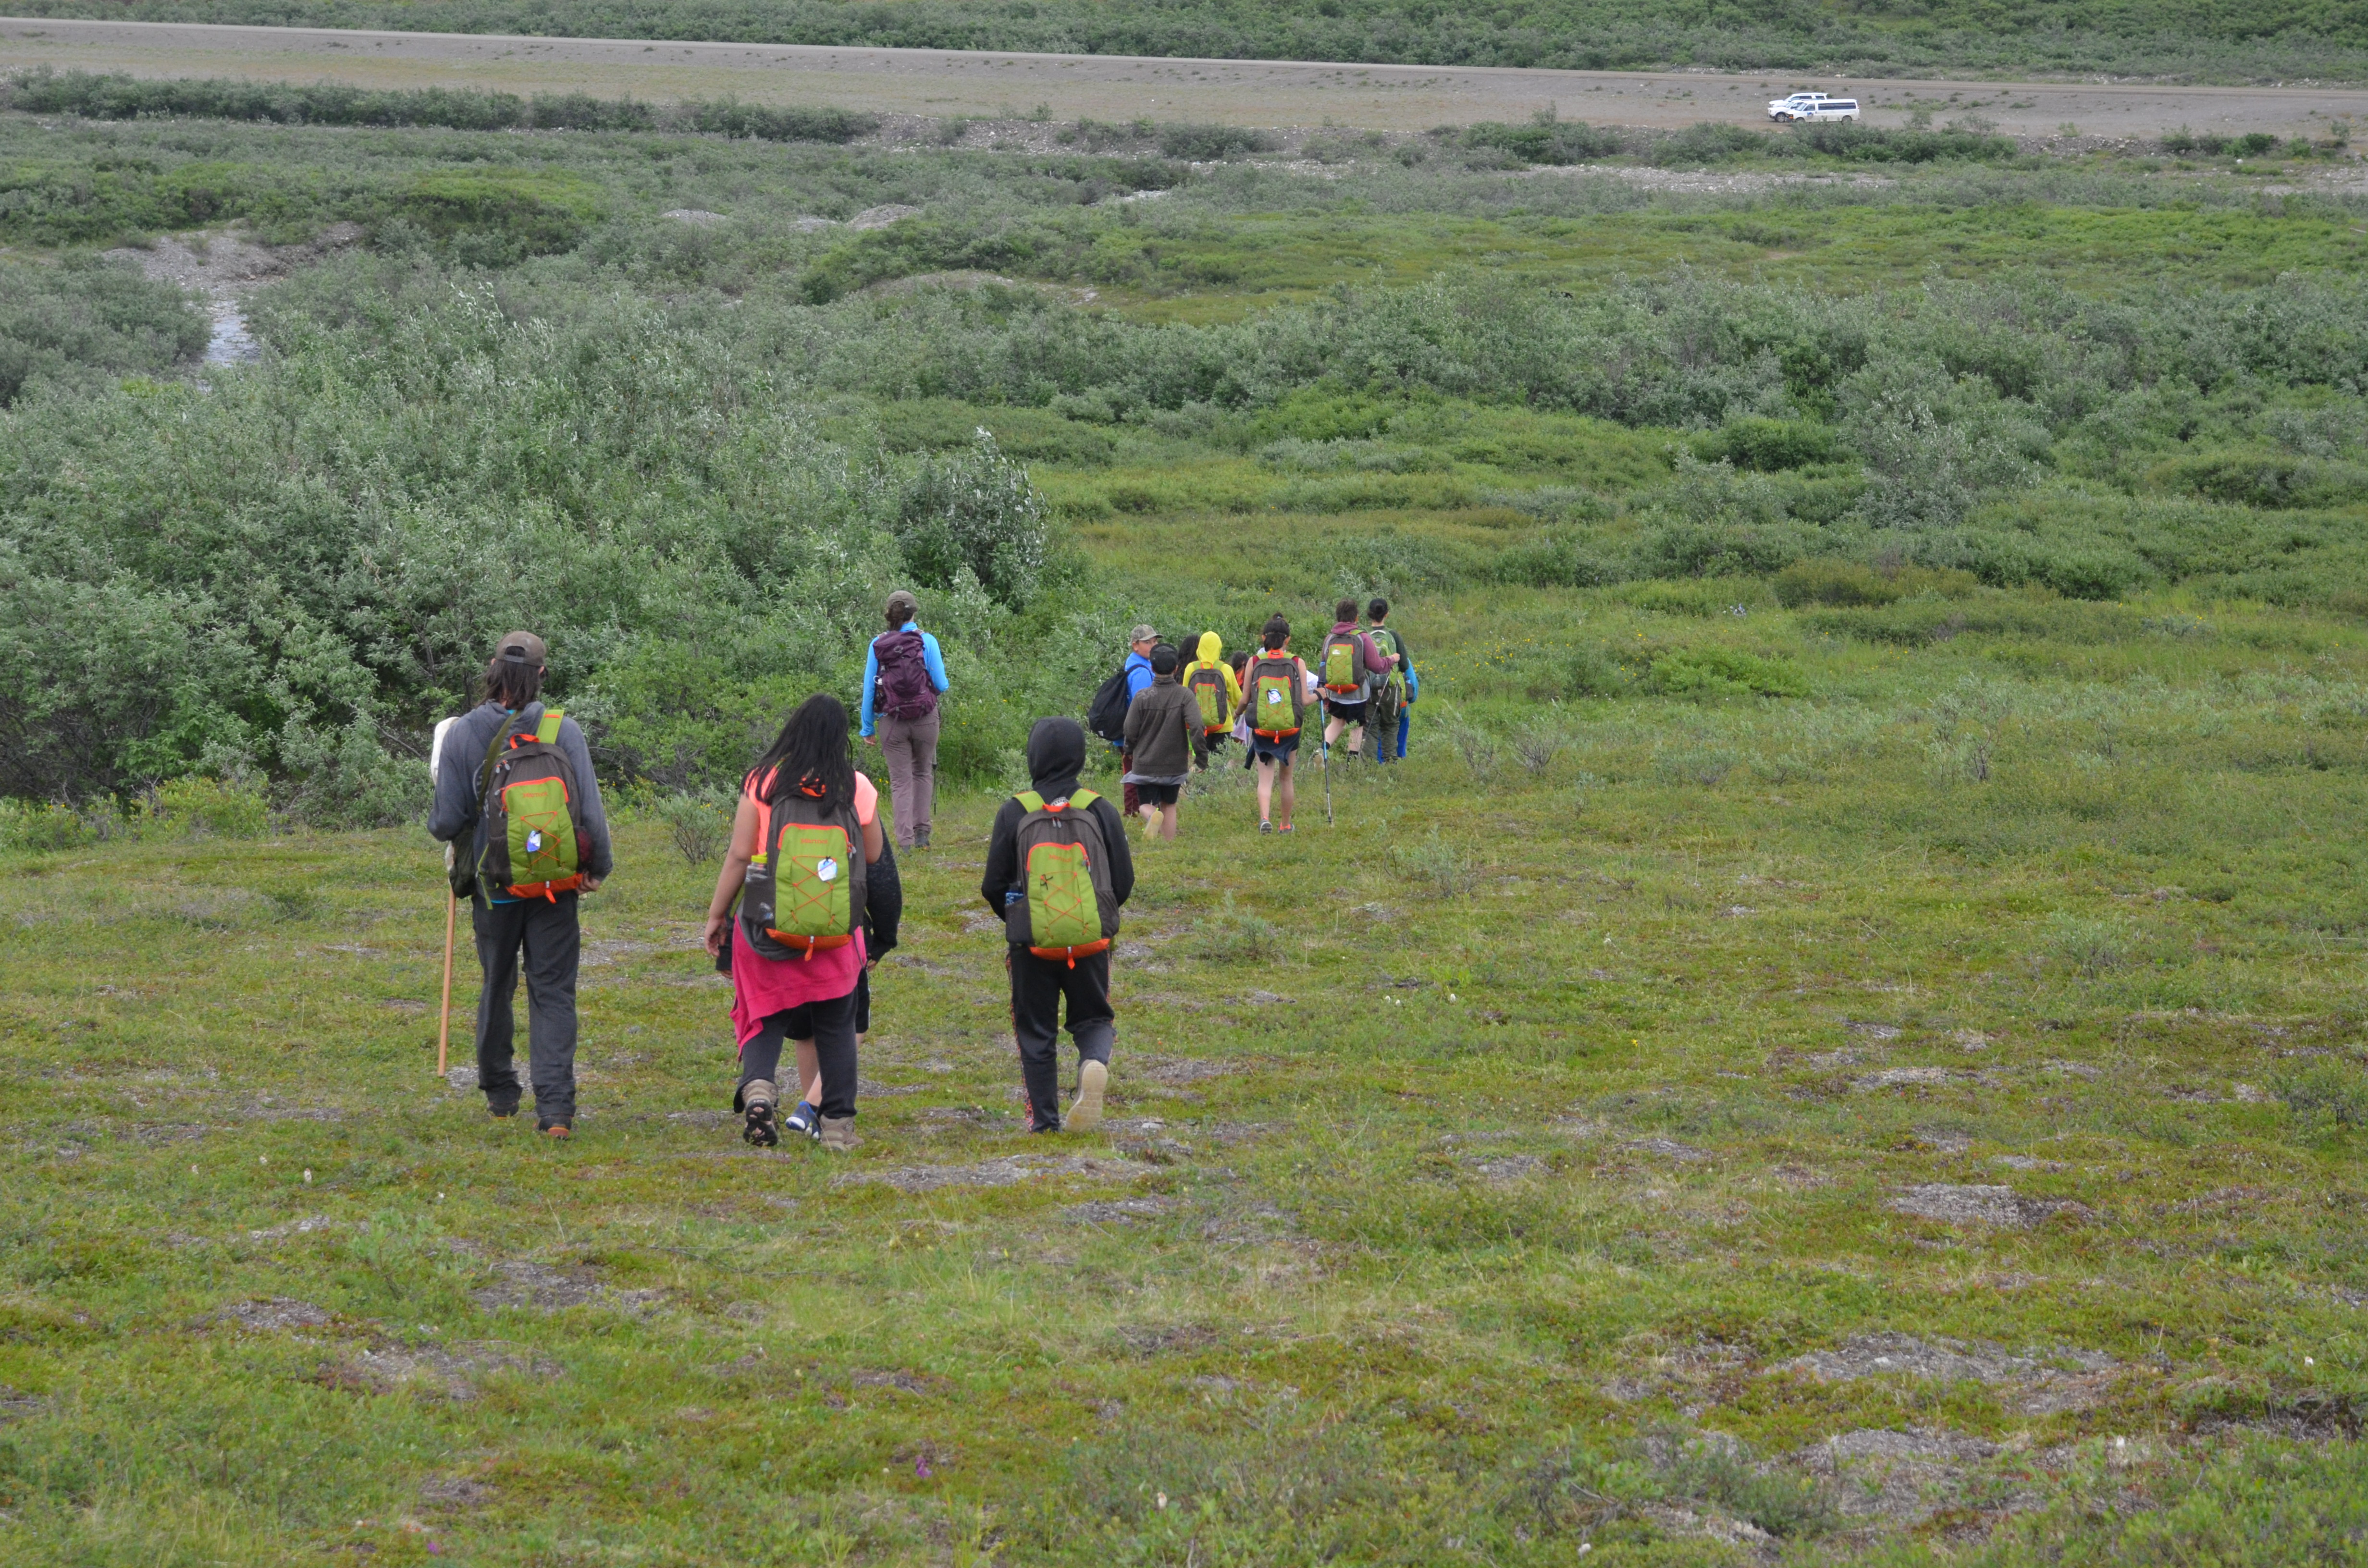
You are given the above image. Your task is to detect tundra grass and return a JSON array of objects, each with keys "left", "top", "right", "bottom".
[{"left": 5, "top": 586, "right": 2368, "bottom": 1563}]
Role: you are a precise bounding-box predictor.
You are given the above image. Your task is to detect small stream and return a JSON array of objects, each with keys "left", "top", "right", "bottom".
[{"left": 203, "top": 298, "right": 261, "bottom": 367}]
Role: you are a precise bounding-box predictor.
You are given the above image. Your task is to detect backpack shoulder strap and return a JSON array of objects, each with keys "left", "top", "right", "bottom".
[
  {"left": 534, "top": 708, "right": 564, "bottom": 744},
  {"left": 1070, "top": 788, "right": 1100, "bottom": 810},
  {"left": 1015, "top": 790, "right": 1046, "bottom": 814},
  {"left": 475, "top": 711, "right": 519, "bottom": 801}
]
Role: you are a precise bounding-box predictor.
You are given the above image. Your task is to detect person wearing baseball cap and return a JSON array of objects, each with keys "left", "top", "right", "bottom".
[
  {"left": 428, "top": 632, "right": 615, "bottom": 1138},
  {"left": 1117, "top": 624, "right": 1159, "bottom": 819}
]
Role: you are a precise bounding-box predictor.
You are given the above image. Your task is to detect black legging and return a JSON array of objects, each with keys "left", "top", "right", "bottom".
[{"left": 738, "top": 989, "right": 859, "bottom": 1119}]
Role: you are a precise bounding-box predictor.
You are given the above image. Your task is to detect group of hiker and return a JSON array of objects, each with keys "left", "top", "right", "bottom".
[
  {"left": 425, "top": 592, "right": 1414, "bottom": 1146},
  {"left": 1096, "top": 597, "right": 1418, "bottom": 835}
]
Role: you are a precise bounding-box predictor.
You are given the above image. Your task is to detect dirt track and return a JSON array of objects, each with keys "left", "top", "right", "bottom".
[{"left": 4, "top": 15, "right": 2367, "bottom": 138}]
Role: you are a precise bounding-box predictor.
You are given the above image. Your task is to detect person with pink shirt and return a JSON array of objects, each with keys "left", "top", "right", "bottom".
[{"left": 703, "top": 694, "right": 885, "bottom": 1151}]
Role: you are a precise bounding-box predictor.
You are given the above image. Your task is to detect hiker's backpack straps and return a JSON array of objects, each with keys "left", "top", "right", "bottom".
[
  {"left": 1248, "top": 655, "right": 1304, "bottom": 739},
  {"left": 741, "top": 770, "right": 867, "bottom": 961},
  {"left": 1320, "top": 632, "right": 1364, "bottom": 696},
  {"left": 1007, "top": 788, "right": 1118, "bottom": 966},
  {"left": 1188, "top": 664, "right": 1230, "bottom": 732},
  {"left": 480, "top": 705, "right": 588, "bottom": 902},
  {"left": 533, "top": 708, "right": 564, "bottom": 745}
]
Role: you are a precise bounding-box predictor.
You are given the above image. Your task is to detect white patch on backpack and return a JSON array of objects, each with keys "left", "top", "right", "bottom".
[
  {"left": 817, "top": 857, "right": 839, "bottom": 882},
  {"left": 525, "top": 830, "right": 543, "bottom": 854}
]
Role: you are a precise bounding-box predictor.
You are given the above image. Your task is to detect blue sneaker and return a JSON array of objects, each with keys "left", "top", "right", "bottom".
[{"left": 784, "top": 1100, "right": 820, "bottom": 1140}]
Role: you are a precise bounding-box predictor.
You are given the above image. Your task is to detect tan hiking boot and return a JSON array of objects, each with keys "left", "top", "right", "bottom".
[
  {"left": 818, "top": 1115, "right": 863, "bottom": 1152},
  {"left": 1068, "top": 1060, "right": 1107, "bottom": 1134}
]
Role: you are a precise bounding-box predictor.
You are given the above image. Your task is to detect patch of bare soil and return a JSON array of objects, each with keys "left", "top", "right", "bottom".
[
  {"left": 1776, "top": 1333, "right": 2124, "bottom": 1414},
  {"left": 472, "top": 1259, "right": 663, "bottom": 1314},
  {"left": 1061, "top": 1196, "right": 1180, "bottom": 1224},
  {"left": 1113, "top": 1323, "right": 1222, "bottom": 1357},
  {"left": 850, "top": 1367, "right": 951, "bottom": 1396},
  {"left": 348, "top": 1339, "right": 559, "bottom": 1399},
  {"left": 1797, "top": 1428, "right": 2005, "bottom": 1522},
  {"left": 420, "top": 1474, "right": 497, "bottom": 1507},
  {"left": 834, "top": 1153, "right": 1149, "bottom": 1193},
  {"left": 1133, "top": 1055, "right": 1241, "bottom": 1086},
  {"left": 204, "top": 1297, "right": 336, "bottom": 1332},
  {"left": 1890, "top": 1183, "right": 2094, "bottom": 1228}
]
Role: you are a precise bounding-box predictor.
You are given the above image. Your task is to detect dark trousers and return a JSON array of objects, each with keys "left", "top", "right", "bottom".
[
  {"left": 738, "top": 988, "right": 859, "bottom": 1119},
  {"left": 1008, "top": 946, "right": 1114, "bottom": 1129},
  {"left": 472, "top": 892, "right": 580, "bottom": 1122},
  {"left": 1120, "top": 750, "right": 1139, "bottom": 816}
]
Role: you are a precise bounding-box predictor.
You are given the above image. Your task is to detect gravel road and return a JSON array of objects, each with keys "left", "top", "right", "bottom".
[{"left": 4, "top": 16, "right": 2366, "bottom": 138}]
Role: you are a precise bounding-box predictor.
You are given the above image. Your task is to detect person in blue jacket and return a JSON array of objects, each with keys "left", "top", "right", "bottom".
[
  {"left": 859, "top": 589, "right": 951, "bottom": 849},
  {"left": 1117, "top": 622, "right": 1158, "bottom": 817}
]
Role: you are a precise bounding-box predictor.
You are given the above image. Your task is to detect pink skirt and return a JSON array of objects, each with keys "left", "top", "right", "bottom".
[{"left": 729, "top": 923, "right": 865, "bottom": 1049}]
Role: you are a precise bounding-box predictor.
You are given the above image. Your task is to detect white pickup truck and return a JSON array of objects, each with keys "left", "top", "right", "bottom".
[{"left": 1767, "top": 93, "right": 1861, "bottom": 123}]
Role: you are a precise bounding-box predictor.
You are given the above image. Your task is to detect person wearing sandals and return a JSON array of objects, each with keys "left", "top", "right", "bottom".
[{"left": 703, "top": 694, "right": 884, "bottom": 1151}]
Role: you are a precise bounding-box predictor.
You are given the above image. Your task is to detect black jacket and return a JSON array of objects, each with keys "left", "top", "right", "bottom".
[{"left": 980, "top": 717, "right": 1134, "bottom": 925}]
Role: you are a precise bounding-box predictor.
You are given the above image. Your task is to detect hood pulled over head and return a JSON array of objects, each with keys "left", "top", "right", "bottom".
[
  {"left": 1026, "top": 716, "right": 1087, "bottom": 796},
  {"left": 1195, "top": 631, "right": 1223, "bottom": 664}
]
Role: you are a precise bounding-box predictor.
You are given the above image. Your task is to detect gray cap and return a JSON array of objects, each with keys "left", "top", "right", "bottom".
[
  {"left": 494, "top": 631, "right": 547, "bottom": 666},
  {"left": 1129, "top": 623, "right": 1158, "bottom": 647}
]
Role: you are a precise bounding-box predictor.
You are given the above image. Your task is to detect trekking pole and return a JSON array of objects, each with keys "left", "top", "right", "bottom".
[
  {"left": 436, "top": 882, "right": 456, "bottom": 1079},
  {"left": 1323, "top": 734, "right": 1333, "bottom": 827}
]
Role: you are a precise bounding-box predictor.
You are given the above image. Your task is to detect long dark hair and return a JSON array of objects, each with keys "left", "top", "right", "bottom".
[
  {"left": 484, "top": 657, "right": 543, "bottom": 710},
  {"left": 750, "top": 694, "right": 855, "bottom": 811}
]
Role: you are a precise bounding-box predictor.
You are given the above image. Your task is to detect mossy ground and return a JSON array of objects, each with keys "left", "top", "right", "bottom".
[{"left": 6, "top": 581, "right": 2368, "bottom": 1563}]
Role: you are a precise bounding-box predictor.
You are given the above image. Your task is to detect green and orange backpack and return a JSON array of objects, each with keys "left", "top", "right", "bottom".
[
  {"left": 1006, "top": 789, "right": 1120, "bottom": 966},
  {"left": 1247, "top": 655, "right": 1305, "bottom": 740},
  {"left": 739, "top": 769, "right": 869, "bottom": 961},
  {"left": 1320, "top": 630, "right": 1365, "bottom": 696},
  {"left": 1187, "top": 662, "right": 1232, "bottom": 735},
  {"left": 475, "top": 707, "right": 590, "bottom": 901}
]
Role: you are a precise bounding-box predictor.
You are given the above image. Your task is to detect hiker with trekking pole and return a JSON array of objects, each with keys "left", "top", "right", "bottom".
[
  {"left": 428, "top": 633, "right": 615, "bottom": 1139},
  {"left": 859, "top": 589, "right": 950, "bottom": 852},
  {"left": 1317, "top": 598, "right": 1394, "bottom": 768}
]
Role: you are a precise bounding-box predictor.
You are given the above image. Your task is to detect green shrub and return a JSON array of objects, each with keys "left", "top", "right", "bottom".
[
  {"left": 1772, "top": 559, "right": 1980, "bottom": 608},
  {"left": 1390, "top": 828, "right": 1478, "bottom": 896},
  {"left": 0, "top": 800, "right": 101, "bottom": 853},
  {"left": 888, "top": 431, "right": 1052, "bottom": 610},
  {"left": 141, "top": 776, "right": 270, "bottom": 839},
  {"left": 1157, "top": 124, "right": 1280, "bottom": 161},
  {"left": 1648, "top": 646, "right": 1809, "bottom": 699},
  {"left": 2147, "top": 451, "right": 2368, "bottom": 510},
  {"left": 1689, "top": 417, "right": 1838, "bottom": 472}
]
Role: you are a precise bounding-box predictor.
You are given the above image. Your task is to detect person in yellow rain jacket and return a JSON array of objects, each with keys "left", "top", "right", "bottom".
[{"left": 1178, "top": 630, "right": 1243, "bottom": 767}]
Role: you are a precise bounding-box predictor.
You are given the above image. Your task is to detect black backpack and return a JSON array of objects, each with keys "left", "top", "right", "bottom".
[{"left": 1086, "top": 662, "right": 1132, "bottom": 746}]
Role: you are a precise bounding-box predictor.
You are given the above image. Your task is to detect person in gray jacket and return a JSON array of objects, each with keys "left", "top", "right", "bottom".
[
  {"left": 1120, "top": 643, "right": 1207, "bottom": 841},
  {"left": 428, "top": 632, "right": 614, "bottom": 1136}
]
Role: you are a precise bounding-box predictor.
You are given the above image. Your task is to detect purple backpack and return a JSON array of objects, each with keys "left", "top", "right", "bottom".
[{"left": 873, "top": 629, "right": 938, "bottom": 722}]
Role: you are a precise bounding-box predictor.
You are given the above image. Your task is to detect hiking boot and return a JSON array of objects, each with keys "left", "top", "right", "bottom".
[
  {"left": 539, "top": 1120, "right": 572, "bottom": 1139},
  {"left": 817, "top": 1115, "right": 863, "bottom": 1152},
  {"left": 914, "top": 826, "right": 931, "bottom": 849},
  {"left": 1068, "top": 1060, "right": 1107, "bottom": 1134},
  {"left": 741, "top": 1079, "right": 779, "bottom": 1147},
  {"left": 486, "top": 1094, "right": 520, "bottom": 1120}
]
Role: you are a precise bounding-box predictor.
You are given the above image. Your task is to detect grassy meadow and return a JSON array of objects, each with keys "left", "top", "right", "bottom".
[{"left": 4, "top": 92, "right": 2368, "bottom": 1563}]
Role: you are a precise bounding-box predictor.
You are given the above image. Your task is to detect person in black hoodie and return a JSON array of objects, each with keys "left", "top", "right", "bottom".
[{"left": 981, "top": 718, "right": 1136, "bottom": 1133}]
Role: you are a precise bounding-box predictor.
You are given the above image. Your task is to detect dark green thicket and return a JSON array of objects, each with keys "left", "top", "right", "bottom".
[
  {"left": 0, "top": 254, "right": 207, "bottom": 404},
  {"left": 7, "top": 0, "right": 2368, "bottom": 80},
  {"left": 3, "top": 70, "right": 880, "bottom": 143}
]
